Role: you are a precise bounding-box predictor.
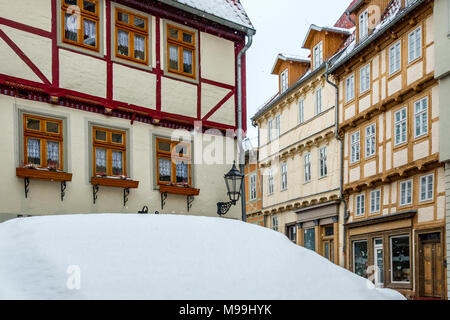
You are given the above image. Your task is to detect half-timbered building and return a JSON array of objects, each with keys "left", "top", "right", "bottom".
[{"left": 0, "top": 0, "right": 255, "bottom": 221}]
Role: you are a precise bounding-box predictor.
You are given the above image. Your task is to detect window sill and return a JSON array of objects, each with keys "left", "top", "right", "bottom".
[
  {"left": 91, "top": 176, "right": 139, "bottom": 189},
  {"left": 16, "top": 167, "right": 73, "bottom": 182},
  {"left": 159, "top": 184, "right": 200, "bottom": 196}
]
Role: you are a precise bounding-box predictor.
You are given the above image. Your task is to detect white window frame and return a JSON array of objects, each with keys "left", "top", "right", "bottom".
[
  {"left": 351, "top": 131, "right": 360, "bottom": 164},
  {"left": 268, "top": 169, "right": 274, "bottom": 195},
  {"left": 389, "top": 40, "right": 401, "bottom": 75},
  {"left": 359, "top": 63, "right": 370, "bottom": 94},
  {"left": 268, "top": 119, "right": 273, "bottom": 142},
  {"left": 319, "top": 146, "right": 327, "bottom": 178},
  {"left": 272, "top": 216, "right": 278, "bottom": 231},
  {"left": 408, "top": 26, "right": 422, "bottom": 63},
  {"left": 281, "top": 162, "right": 288, "bottom": 191},
  {"left": 313, "top": 41, "right": 323, "bottom": 70},
  {"left": 298, "top": 99, "right": 304, "bottom": 124},
  {"left": 249, "top": 173, "right": 257, "bottom": 201},
  {"left": 414, "top": 97, "right": 428, "bottom": 138},
  {"left": 399, "top": 179, "right": 413, "bottom": 207},
  {"left": 394, "top": 107, "right": 407, "bottom": 146},
  {"left": 419, "top": 173, "right": 434, "bottom": 202},
  {"left": 275, "top": 114, "right": 281, "bottom": 139},
  {"left": 281, "top": 69, "right": 289, "bottom": 93},
  {"left": 390, "top": 235, "right": 411, "bottom": 284},
  {"left": 304, "top": 152, "right": 311, "bottom": 183},
  {"left": 355, "top": 193, "right": 365, "bottom": 217},
  {"left": 346, "top": 74, "right": 355, "bottom": 102},
  {"left": 359, "top": 10, "right": 369, "bottom": 40},
  {"left": 365, "top": 123, "right": 376, "bottom": 158},
  {"left": 370, "top": 189, "right": 381, "bottom": 214},
  {"left": 315, "top": 87, "right": 322, "bottom": 115}
]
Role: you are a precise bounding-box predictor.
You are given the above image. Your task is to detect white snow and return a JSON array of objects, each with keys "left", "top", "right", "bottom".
[
  {"left": 171, "top": 0, "right": 254, "bottom": 30},
  {"left": 0, "top": 214, "right": 405, "bottom": 300}
]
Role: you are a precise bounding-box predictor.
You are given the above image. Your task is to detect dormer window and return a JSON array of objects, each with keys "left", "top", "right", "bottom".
[
  {"left": 281, "top": 69, "right": 289, "bottom": 93},
  {"left": 313, "top": 41, "right": 323, "bottom": 70},
  {"left": 359, "top": 10, "right": 369, "bottom": 40}
]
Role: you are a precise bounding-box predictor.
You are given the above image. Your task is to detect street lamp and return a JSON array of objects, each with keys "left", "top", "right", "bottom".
[{"left": 217, "top": 161, "right": 244, "bottom": 216}]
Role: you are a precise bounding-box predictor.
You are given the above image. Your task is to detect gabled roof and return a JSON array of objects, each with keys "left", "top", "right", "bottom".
[
  {"left": 302, "top": 24, "right": 353, "bottom": 49},
  {"left": 271, "top": 53, "right": 310, "bottom": 74},
  {"left": 159, "top": 0, "right": 255, "bottom": 33}
]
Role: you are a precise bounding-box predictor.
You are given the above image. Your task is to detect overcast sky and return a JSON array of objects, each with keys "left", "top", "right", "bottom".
[{"left": 240, "top": 0, "right": 353, "bottom": 145}]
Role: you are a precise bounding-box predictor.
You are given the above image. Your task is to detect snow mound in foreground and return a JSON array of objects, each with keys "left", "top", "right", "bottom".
[{"left": 0, "top": 214, "right": 404, "bottom": 300}]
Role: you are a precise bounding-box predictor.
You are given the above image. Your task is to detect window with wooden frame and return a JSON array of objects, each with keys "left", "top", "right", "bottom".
[
  {"left": 62, "top": 0, "right": 100, "bottom": 52},
  {"left": 115, "top": 7, "right": 149, "bottom": 64},
  {"left": 92, "top": 127, "right": 127, "bottom": 177},
  {"left": 23, "top": 114, "right": 64, "bottom": 171},
  {"left": 156, "top": 138, "right": 192, "bottom": 186},
  {"left": 166, "top": 24, "right": 196, "bottom": 78}
]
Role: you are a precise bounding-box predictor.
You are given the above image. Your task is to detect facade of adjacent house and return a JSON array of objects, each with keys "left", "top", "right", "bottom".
[
  {"left": 329, "top": 0, "right": 447, "bottom": 299},
  {"left": 0, "top": 0, "right": 254, "bottom": 221},
  {"left": 433, "top": 0, "right": 450, "bottom": 300},
  {"left": 251, "top": 16, "right": 354, "bottom": 264},
  {"left": 244, "top": 147, "right": 264, "bottom": 227}
]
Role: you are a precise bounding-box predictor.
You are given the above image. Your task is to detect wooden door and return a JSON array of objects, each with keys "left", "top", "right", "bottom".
[{"left": 419, "top": 233, "right": 443, "bottom": 298}]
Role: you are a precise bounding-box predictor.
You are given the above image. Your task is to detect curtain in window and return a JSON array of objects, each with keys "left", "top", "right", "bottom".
[
  {"left": 112, "top": 151, "right": 123, "bottom": 175},
  {"left": 176, "top": 161, "right": 188, "bottom": 183},
  {"left": 169, "top": 45, "right": 178, "bottom": 69},
  {"left": 65, "top": 14, "right": 78, "bottom": 42},
  {"left": 95, "top": 149, "right": 106, "bottom": 174},
  {"left": 47, "top": 141, "right": 60, "bottom": 167},
  {"left": 183, "top": 49, "right": 193, "bottom": 74},
  {"left": 83, "top": 19, "right": 96, "bottom": 46},
  {"left": 27, "top": 139, "right": 41, "bottom": 165},
  {"left": 134, "top": 34, "right": 145, "bottom": 60},
  {"left": 159, "top": 158, "right": 171, "bottom": 181},
  {"left": 118, "top": 30, "right": 129, "bottom": 55}
]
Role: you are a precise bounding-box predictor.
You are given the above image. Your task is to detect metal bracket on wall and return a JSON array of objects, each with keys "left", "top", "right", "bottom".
[
  {"left": 24, "top": 177, "right": 30, "bottom": 198},
  {"left": 123, "top": 188, "right": 130, "bottom": 207},
  {"left": 93, "top": 185, "right": 99, "bottom": 204},
  {"left": 187, "top": 195, "right": 195, "bottom": 212},
  {"left": 161, "top": 192, "right": 168, "bottom": 210},
  {"left": 61, "top": 181, "right": 67, "bottom": 202}
]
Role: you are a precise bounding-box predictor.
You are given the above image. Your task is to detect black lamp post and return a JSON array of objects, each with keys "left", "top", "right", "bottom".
[{"left": 217, "top": 161, "right": 244, "bottom": 216}]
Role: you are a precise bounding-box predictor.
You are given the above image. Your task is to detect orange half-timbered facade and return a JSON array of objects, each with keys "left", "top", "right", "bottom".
[
  {"left": 329, "top": 0, "right": 447, "bottom": 299},
  {"left": 0, "top": 0, "right": 255, "bottom": 221}
]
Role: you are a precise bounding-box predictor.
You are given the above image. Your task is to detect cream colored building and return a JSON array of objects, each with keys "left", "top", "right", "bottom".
[
  {"left": 329, "top": 0, "right": 446, "bottom": 299},
  {"left": 0, "top": 0, "right": 255, "bottom": 221},
  {"left": 434, "top": 0, "right": 450, "bottom": 299},
  {"left": 252, "top": 25, "right": 353, "bottom": 266}
]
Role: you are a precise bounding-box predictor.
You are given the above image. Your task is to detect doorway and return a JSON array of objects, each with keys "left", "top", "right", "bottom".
[
  {"left": 373, "top": 238, "right": 384, "bottom": 288},
  {"left": 418, "top": 232, "right": 444, "bottom": 299}
]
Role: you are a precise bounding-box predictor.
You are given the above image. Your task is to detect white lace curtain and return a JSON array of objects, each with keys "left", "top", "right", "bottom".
[
  {"left": 47, "top": 141, "right": 59, "bottom": 164},
  {"left": 27, "top": 139, "right": 40, "bottom": 162},
  {"left": 159, "top": 159, "right": 171, "bottom": 177},
  {"left": 66, "top": 14, "right": 78, "bottom": 32},
  {"left": 176, "top": 161, "right": 188, "bottom": 180},
  {"left": 112, "top": 151, "right": 123, "bottom": 173},
  {"left": 84, "top": 19, "right": 96, "bottom": 44},
  {"left": 96, "top": 149, "right": 106, "bottom": 167},
  {"left": 134, "top": 35, "right": 145, "bottom": 53},
  {"left": 118, "top": 30, "right": 129, "bottom": 47}
]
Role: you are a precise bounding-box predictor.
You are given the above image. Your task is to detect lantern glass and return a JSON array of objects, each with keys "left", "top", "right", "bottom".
[{"left": 224, "top": 162, "right": 244, "bottom": 203}]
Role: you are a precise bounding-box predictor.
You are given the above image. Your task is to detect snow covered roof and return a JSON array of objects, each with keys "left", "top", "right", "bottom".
[
  {"left": 159, "top": 0, "right": 255, "bottom": 33},
  {"left": 302, "top": 24, "right": 353, "bottom": 48},
  {"left": 329, "top": 0, "right": 423, "bottom": 73},
  {"left": 270, "top": 53, "right": 310, "bottom": 74},
  {"left": 0, "top": 214, "right": 405, "bottom": 299}
]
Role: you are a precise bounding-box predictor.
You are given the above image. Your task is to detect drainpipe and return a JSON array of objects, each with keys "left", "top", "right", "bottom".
[
  {"left": 325, "top": 61, "right": 350, "bottom": 265},
  {"left": 237, "top": 30, "right": 255, "bottom": 222}
]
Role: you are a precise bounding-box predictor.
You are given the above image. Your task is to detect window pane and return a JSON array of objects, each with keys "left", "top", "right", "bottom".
[
  {"left": 304, "top": 228, "right": 315, "bottom": 252},
  {"left": 83, "top": 19, "right": 96, "bottom": 47},
  {"left": 118, "top": 29, "right": 129, "bottom": 56},
  {"left": 159, "top": 158, "right": 171, "bottom": 182},
  {"left": 176, "top": 161, "right": 188, "bottom": 184},
  {"left": 27, "top": 138, "right": 41, "bottom": 165},
  {"left": 183, "top": 32, "right": 193, "bottom": 43},
  {"left": 95, "top": 130, "right": 107, "bottom": 141},
  {"left": 391, "top": 236, "right": 410, "bottom": 283},
  {"left": 175, "top": 144, "right": 187, "bottom": 156},
  {"left": 134, "top": 34, "right": 145, "bottom": 60},
  {"left": 27, "top": 118, "right": 40, "bottom": 131},
  {"left": 65, "top": 14, "right": 78, "bottom": 42},
  {"left": 158, "top": 141, "right": 171, "bottom": 152},
  {"left": 183, "top": 49, "right": 193, "bottom": 74},
  {"left": 83, "top": 0, "right": 96, "bottom": 13},
  {"left": 118, "top": 12, "right": 129, "bottom": 24},
  {"left": 169, "top": 45, "right": 179, "bottom": 70},
  {"left": 134, "top": 17, "right": 145, "bottom": 29},
  {"left": 95, "top": 148, "right": 107, "bottom": 175},
  {"left": 325, "top": 226, "right": 334, "bottom": 237},
  {"left": 46, "top": 121, "right": 59, "bottom": 134},
  {"left": 65, "top": 0, "right": 77, "bottom": 6},
  {"left": 47, "top": 141, "right": 60, "bottom": 169},
  {"left": 112, "top": 151, "right": 123, "bottom": 176},
  {"left": 168, "top": 27, "right": 178, "bottom": 39},
  {"left": 111, "top": 133, "right": 123, "bottom": 144},
  {"left": 354, "top": 241, "right": 368, "bottom": 278}
]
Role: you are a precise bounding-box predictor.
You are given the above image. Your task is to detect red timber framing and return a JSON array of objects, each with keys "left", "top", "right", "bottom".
[{"left": 0, "top": 0, "right": 249, "bottom": 134}]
